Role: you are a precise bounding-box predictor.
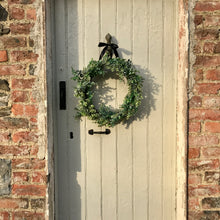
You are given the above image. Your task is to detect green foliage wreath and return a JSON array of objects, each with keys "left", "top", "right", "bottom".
[{"left": 72, "top": 55, "right": 143, "bottom": 127}]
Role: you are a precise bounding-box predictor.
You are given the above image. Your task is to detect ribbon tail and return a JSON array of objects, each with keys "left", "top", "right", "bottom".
[
  {"left": 113, "top": 48, "right": 119, "bottom": 58},
  {"left": 98, "top": 42, "right": 107, "bottom": 47},
  {"left": 99, "top": 46, "right": 108, "bottom": 60}
]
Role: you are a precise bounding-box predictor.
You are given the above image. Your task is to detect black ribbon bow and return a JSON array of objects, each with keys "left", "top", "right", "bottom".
[{"left": 98, "top": 42, "right": 119, "bottom": 60}]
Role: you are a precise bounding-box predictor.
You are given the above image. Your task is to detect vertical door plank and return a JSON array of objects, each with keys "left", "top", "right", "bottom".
[
  {"left": 100, "top": 0, "right": 117, "bottom": 219},
  {"left": 162, "top": 0, "right": 177, "bottom": 219},
  {"left": 84, "top": 0, "right": 102, "bottom": 219},
  {"left": 148, "top": 0, "right": 163, "bottom": 219},
  {"left": 54, "top": 0, "right": 69, "bottom": 219},
  {"left": 132, "top": 0, "right": 148, "bottom": 219},
  {"left": 117, "top": 0, "right": 133, "bottom": 219}
]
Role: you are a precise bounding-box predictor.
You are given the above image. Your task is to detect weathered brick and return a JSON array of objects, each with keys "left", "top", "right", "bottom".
[
  {"left": 0, "top": 117, "right": 28, "bottom": 129},
  {"left": 10, "top": 23, "right": 33, "bottom": 35},
  {"left": 205, "top": 122, "right": 220, "bottom": 133},
  {"left": 0, "top": 145, "right": 31, "bottom": 156},
  {"left": 12, "top": 159, "right": 45, "bottom": 170},
  {"left": 26, "top": 8, "right": 36, "bottom": 20},
  {"left": 189, "top": 159, "right": 220, "bottom": 171},
  {"left": 31, "top": 171, "right": 46, "bottom": 183},
  {"left": 12, "top": 78, "right": 35, "bottom": 89},
  {"left": 0, "top": 212, "right": 9, "bottom": 220},
  {"left": 11, "top": 51, "right": 38, "bottom": 63},
  {"left": 194, "top": 83, "right": 220, "bottom": 94},
  {"left": 194, "top": 2, "right": 220, "bottom": 12},
  {"left": 12, "top": 131, "right": 38, "bottom": 143},
  {"left": 188, "top": 174, "right": 202, "bottom": 185},
  {"left": 194, "top": 56, "right": 220, "bottom": 67},
  {"left": 194, "top": 15, "right": 203, "bottom": 27},
  {"left": 9, "top": 7, "right": 25, "bottom": 20},
  {"left": 12, "top": 91, "right": 29, "bottom": 102},
  {"left": 214, "top": 43, "right": 220, "bottom": 54},
  {"left": 2, "top": 37, "right": 26, "bottom": 48},
  {"left": 189, "top": 185, "right": 220, "bottom": 197},
  {"left": 203, "top": 42, "right": 216, "bottom": 54},
  {"left": 12, "top": 212, "right": 44, "bottom": 220},
  {"left": 25, "top": 105, "right": 38, "bottom": 117},
  {"left": 0, "top": 198, "right": 28, "bottom": 209},
  {"left": 0, "top": 50, "right": 8, "bottom": 62},
  {"left": 206, "top": 69, "right": 220, "bottom": 81},
  {"left": 202, "top": 147, "right": 220, "bottom": 157},
  {"left": 12, "top": 104, "right": 24, "bottom": 116},
  {"left": 205, "top": 171, "right": 220, "bottom": 184},
  {"left": 202, "top": 197, "right": 220, "bottom": 209},
  {"left": 0, "top": 132, "right": 10, "bottom": 142},
  {"left": 31, "top": 199, "right": 45, "bottom": 210},
  {"left": 204, "top": 15, "right": 220, "bottom": 27},
  {"left": 189, "top": 109, "right": 220, "bottom": 121},
  {"left": 188, "top": 211, "right": 220, "bottom": 220},
  {"left": 12, "top": 172, "right": 29, "bottom": 183},
  {"left": 0, "top": 65, "right": 26, "bottom": 76},
  {"left": 189, "top": 148, "right": 200, "bottom": 159},
  {"left": 195, "top": 29, "right": 219, "bottom": 40},
  {"left": 0, "top": 93, "right": 9, "bottom": 107},
  {"left": 0, "top": 80, "right": 10, "bottom": 91},
  {"left": 189, "top": 122, "right": 201, "bottom": 133},
  {"left": 203, "top": 97, "right": 220, "bottom": 108},
  {"left": 0, "top": 107, "right": 11, "bottom": 117},
  {"left": 12, "top": 185, "right": 46, "bottom": 196},
  {"left": 0, "top": 159, "right": 11, "bottom": 195},
  {"left": 189, "top": 96, "right": 202, "bottom": 107},
  {"left": 188, "top": 197, "right": 200, "bottom": 210},
  {"left": 194, "top": 68, "right": 203, "bottom": 81},
  {"left": 188, "top": 135, "right": 219, "bottom": 146}
]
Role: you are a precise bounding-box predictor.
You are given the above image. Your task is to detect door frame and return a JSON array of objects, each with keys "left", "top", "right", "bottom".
[{"left": 45, "top": 0, "right": 189, "bottom": 219}]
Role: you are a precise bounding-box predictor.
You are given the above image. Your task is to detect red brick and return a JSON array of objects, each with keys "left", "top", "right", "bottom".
[
  {"left": 13, "top": 172, "right": 29, "bottom": 183},
  {"left": 12, "top": 212, "right": 44, "bottom": 220},
  {"left": 11, "top": 51, "right": 38, "bottom": 63},
  {"left": 189, "top": 122, "right": 201, "bottom": 133},
  {"left": 205, "top": 122, "right": 220, "bottom": 133},
  {"left": 188, "top": 135, "right": 219, "bottom": 146},
  {"left": 0, "top": 51, "right": 8, "bottom": 62},
  {"left": 204, "top": 171, "right": 220, "bottom": 184},
  {"left": 9, "top": 7, "right": 25, "bottom": 20},
  {"left": 189, "top": 96, "right": 202, "bottom": 107},
  {"left": 0, "top": 212, "right": 9, "bottom": 220},
  {"left": 12, "top": 91, "right": 29, "bottom": 102},
  {"left": 26, "top": 9, "right": 36, "bottom": 20},
  {"left": 2, "top": 37, "right": 26, "bottom": 48},
  {"left": 0, "top": 118, "right": 29, "bottom": 129},
  {"left": 194, "top": 15, "right": 203, "bottom": 26},
  {"left": 189, "top": 109, "right": 220, "bottom": 121},
  {"left": 12, "top": 131, "right": 38, "bottom": 143},
  {"left": 0, "top": 145, "right": 31, "bottom": 156},
  {"left": 12, "top": 78, "right": 35, "bottom": 89},
  {"left": 194, "top": 2, "right": 220, "bottom": 12},
  {"left": 12, "top": 185, "right": 46, "bottom": 196},
  {"left": 194, "top": 56, "right": 220, "bottom": 67},
  {"left": 203, "top": 42, "right": 215, "bottom": 54},
  {"left": 0, "top": 198, "right": 28, "bottom": 209},
  {"left": 12, "top": 104, "right": 24, "bottom": 116},
  {"left": 0, "top": 65, "right": 26, "bottom": 76},
  {"left": 189, "top": 185, "right": 220, "bottom": 197},
  {"left": 188, "top": 197, "right": 200, "bottom": 210},
  {"left": 188, "top": 211, "right": 220, "bottom": 220},
  {"left": 214, "top": 42, "right": 220, "bottom": 54},
  {"left": 0, "top": 132, "right": 10, "bottom": 142},
  {"left": 206, "top": 69, "right": 220, "bottom": 81},
  {"left": 194, "top": 69, "right": 203, "bottom": 81},
  {"left": 203, "top": 97, "right": 220, "bottom": 108},
  {"left": 204, "top": 15, "right": 220, "bottom": 27},
  {"left": 188, "top": 174, "right": 202, "bottom": 185},
  {"left": 195, "top": 29, "right": 219, "bottom": 40},
  {"left": 10, "top": 23, "right": 33, "bottom": 35},
  {"left": 189, "top": 159, "right": 220, "bottom": 171},
  {"left": 193, "top": 43, "right": 202, "bottom": 54},
  {"left": 31, "top": 171, "right": 46, "bottom": 183},
  {"left": 202, "top": 147, "right": 220, "bottom": 157},
  {"left": 189, "top": 148, "right": 200, "bottom": 159},
  {"left": 12, "top": 159, "right": 45, "bottom": 170},
  {"left": 25, "top": 105, "right": 38, "bottom": 117}
]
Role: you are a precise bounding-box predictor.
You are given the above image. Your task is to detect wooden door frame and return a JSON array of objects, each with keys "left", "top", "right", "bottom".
[{"left": 45, "top": 0, "right": 189, "bottom": 219}]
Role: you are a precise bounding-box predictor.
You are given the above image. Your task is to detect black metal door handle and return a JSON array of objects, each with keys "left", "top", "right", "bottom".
[
  {"left": 59, "top": 81, "right": 66, "bottom": 110},
  {"left": 88, "top": 129, "right": 111, "bottom": 135}
]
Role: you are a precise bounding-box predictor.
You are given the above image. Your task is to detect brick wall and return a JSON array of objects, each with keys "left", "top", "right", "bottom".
[
  {"left": 0, "top": 0, "right": 47, "bottom": 219},
  {"left": 188, "top": 0, "right": 220, "bottom": 219}
]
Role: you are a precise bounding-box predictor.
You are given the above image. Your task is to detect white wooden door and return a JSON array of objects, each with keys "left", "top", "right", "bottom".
[{"left": 54, "top": 0, "right": 177, "bottom": 219}]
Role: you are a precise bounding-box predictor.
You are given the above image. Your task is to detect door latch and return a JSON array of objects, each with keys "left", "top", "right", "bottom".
[
  {"left": 88, "top": 129, "right": 111, "bottom": 135},
  {"left": 0, "top": 24, "right": 10, "bottom": 36}
]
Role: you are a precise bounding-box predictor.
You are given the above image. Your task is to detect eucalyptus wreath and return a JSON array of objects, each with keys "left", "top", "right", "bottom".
[{"left": 72, "top": 55, "right": 143, "bottom": 127}]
